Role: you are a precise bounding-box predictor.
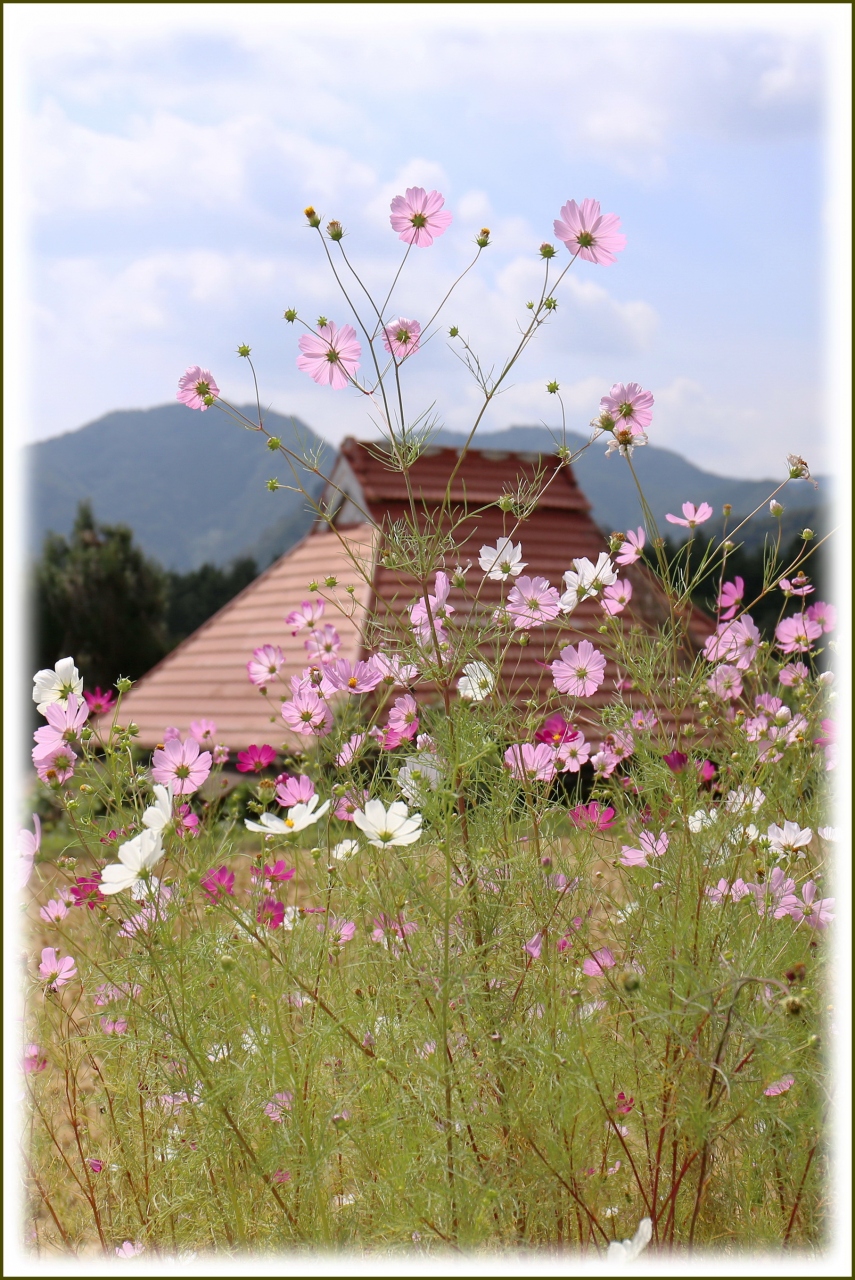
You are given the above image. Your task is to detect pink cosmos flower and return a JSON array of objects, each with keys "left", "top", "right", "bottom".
[
  {"left": 177, "top": 365, "right": 219, "bottom": 411},
  {"left": 317, "top": 914, "right": 356, "bottom": 946},
  {"left": 200, "top": 866, "right": 236, "bottom": 900},
  {"left": 535, "top": 714, "right": 578, "bottom": 747},
  {"left": 276, "top": 774, "right": 315, "bottom": 806},
  {"left": 630, "top": 709, "right": 658, "bottom": 732},
  {"left": 569, "top": 802, "right": 615, "bottom": 830},
  {"left": 100, "top": 1017, "right": 128, "bottom": 1035},
  {"left": 806, "top": 601, "right": 836, "bottom": 633},
  {"left": 188, "top": 719, "right": 216, "bottom": 748},
  {"left": 70, "top": 874, "right": 106, "bottom": 908},
  {"left": 582, "top": 947, "right": 616, "bottom": 976},
  {"left": 32, "top": 692, "right": 89, "bottom": 763},
  {"left": 705, "top": 616, "right": 761, "bottom": 670},
  {"left": 409, "top": 571, "right": 454, "bottom": 630},
  {"left": 553, "top": 199, "right": 626, "bottom": 265},
  {"left": 706, "top": 664, "right": 743, "bottom": 700},
  {"left": 94, "top": 982, "right": 142, "bottom": 1006},
  {"left": 602, "top": 579, "right": 632, "bottom": 615},
  {"left": 599, "top": 383, "right": 654, "bottom": 434},
  {"left": 383, "top": 317, "right": 421, "bottom": 359},
  {"left": 774, "top": 881, "right": 834, "bottom": 929},
  {"left": 40, "top": 898, "right": 69, "bottom": 924},
  {"left": 177, "top": 803, "right": 200, "bottom": 836},
  {"left": 335, "top": 733, "right": 366, "bottom": 766},
  {"left": 764, "top": 1074, "right": 795, "bottom": 1097},
  {"left": 504, "top": 743, "right": 558, "bottom": 782},
  {"left": 389, "top": 187, "right": 452, "bottom": 247},
  {"left": 23, "top": 1044, "right": 47, "bottom": 1074},
  {"left": 272, "top": 1169, "right": 292, "bottom": 1184},
  {"left": 615, "top": 1092, "right": 634, "bottom": 1115},
  {"left": 620, "top": 830, "right": 669, "bottom": 867},
  {"left": 706, "top": 879, "right": 736, "bottom": 905},
  {"left": 524, "top": 931, "right": 544, "bottom": 961},
  {"left": 297, "top": 322, "right": 361, "bottom": 390},
  {"left": 286, "top": 599, "right": 325, "bottom": 635},
  {"left": 368, "top": 652, "right": 420, "bottom": 686},
  {"left": 236, "top": 743, "right": 277, "bottom": 774},
  {"left": 778, "top": 662, "right": 809, "bottom": 688},
  {"left": 372, "top": 912, "right": 417, "bottom": 944},
  {"left": 39, "top": 947, "right": 77, "bottom": 989},
  {"left": 281, "top": 689, "right": 333, "bottom": 736},
  {"left": 324, "top": 658, "right": 384, "bottom": 696},
  {"left": 89, "top": 1159, "right": 104, "bottom": 1173},
  {"left": 247, "top": 644, "right": 285, "bottom": 686},
  {"left": 665, "top": 502, "right": 714, "bottom": 530},
  {"left": 775, "top": 614, "right": 822, "bottom": 654},
  {"left": 747, "top": 866, "right": 796, "bottom": 917},
  {"left": 556, "top": 733, "right": 591, "bottom": 772},
  {"left": 163, "top": 726, "right": 181, "bottom": 742},
  {"left": 386, "top": 694, "right": 419, "bottom": 741},
  {"left": 264, "top": 860, "right": 296, "bottom": 883},
  {"left": 591, "top": 748, "right": 620, "bottom": 778},
  {"left": 35, "top": 744, "right": 77, "bottom": 785},
  {"left": 506, "top": 575, "right": 561, "bottom": 629},
  {"left": 552, "top": 639, "right": 607, "bottom": 698},
  {"left": 264, "top": 1091, "right": 294, "bottom": 1122},
  {"left": 213, "top": 744, "right": 230, "bottom": 765},
  {"left": 84, "top": 686, "right": 116, "bottom": 716},
  {"left": 696, "top": 759, "right": 717, "bottom": 784},
  {"left": 18, "top": 815, "right": 40, "bottom": 889},
  {"left": 151, "top": 737, "right": 212, "bottom": 794},
  {"left": 717, "top": 577, "right": 744, "bottom": 621},
  {"left": 615, "top": 527, "right": 645, "bottom": 567},
  {"left": 334, "top": 788, "right": 369, "bottom": 821},
  {"left": 304, "top": 625, "right": 342, "bottom": 663},
  {"left": 116, "top": 1241, "right": 144, "bottom": 1258},
  {"left": 257, "top": 898, "right": 286, "bottom": 930}
]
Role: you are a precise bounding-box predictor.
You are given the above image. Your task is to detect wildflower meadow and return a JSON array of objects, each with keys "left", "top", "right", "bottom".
[{"left": 19, "top": 187, "right": 838, "bottom": 1265}]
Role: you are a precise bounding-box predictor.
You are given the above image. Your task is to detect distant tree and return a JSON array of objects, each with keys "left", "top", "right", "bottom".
[
  {"left": 164, "top": 558, "right": 258, "bottom": 648},
  {"left": 32, "top": 501, "right": 169, "bottom": 690}
]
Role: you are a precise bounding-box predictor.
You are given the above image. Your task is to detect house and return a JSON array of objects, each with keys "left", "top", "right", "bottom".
[{"left": 117, "top": 438, "right": 714, "bottom": 750}]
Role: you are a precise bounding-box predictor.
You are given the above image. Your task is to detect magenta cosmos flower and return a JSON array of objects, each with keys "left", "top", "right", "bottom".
[
  {"left": 247, "top": 644, "right": 285, "bottom": 686},
  {"left": 39, "top": 947, "right": 77, "bottom": 989},
  {"left": 236, "top": 743, "right": 277, "bottom": 773},
  {"left": 775, "top": 614, "right": 822, "bottom": 654},
  {"left": 506, "top": 576, "right": 561, "bottom": 629},
  {"left": 151, "top": 737, "right": 212, "bottom": 794},
  {"left": 568, "top": 802, "right": 615, "bottom": 830},
  {"left": 297, "top": 323, "right": 361, "bottom": 390},
  {"left": 666, "top": 502, "right": 713, "bottom": 530},
  {"left": 553, "top": 198, "right": 626, "bottom": 265},
  {"left": 84, "top": 686, "right": 116, "bottom": 716},
  {"left": 535, "top": 714, "right": 578, "bottom": 747},
  {"left": 177, "top": 365, "right": 219, "bottom": 410},
  {"left": 389, "top": 187, "right": 452, "bottom": 247},
  {"left": 200, "top": 866, "right": 235, "bottom": 900},
  {"left": 383, "top": 317, "right": 421, "bottom": 359},
  {"left": 551, "top": 639, "right": 607, "bottom": 698},
  {"left": 504, "top": 743, "right": 558, "bottom": 782},
  {"left": 599, "top": 383, "right": 654, "bottom": 435}
]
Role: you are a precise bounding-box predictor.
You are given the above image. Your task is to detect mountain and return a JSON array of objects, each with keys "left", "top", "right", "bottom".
[
  {"left": 26, "top": 409, "right": 830, "bottom": 571},
  {"left": 432, "top": 425, "right": 831, "bottom": 546},
  {"left": 26, "top": 404, "right": 333, "bottom": 571}
]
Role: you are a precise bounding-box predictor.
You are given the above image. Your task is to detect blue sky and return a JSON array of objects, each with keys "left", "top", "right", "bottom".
[{"left": 6, "top": 4, "right": 850, "bottom": 477}]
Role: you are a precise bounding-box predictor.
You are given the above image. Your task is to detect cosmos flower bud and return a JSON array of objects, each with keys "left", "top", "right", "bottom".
[
  {"left": 267, "top": 478, "right": 280, "bottom": 492},
  {"left": 267, "top": 436, "right": 281, "bottom": 450},
  {"left": 546, "top": 381, "right": 560, "bottom": 394},
  {"left": 539, "top": 243, "right": 556, "bottom": 258},
  {"left": 326, "top": 220, "right": 344, "bottom": 241},
  {"left": 115, "top": 677, "right": 133, "bottom": 694},
  {"left": 237, "top": 343, "right": 251, "bottom": 357},
  {"left": 304, "top": 207, "right": 321, "bottom": 227},
  {"left": 475, "top": 228, "right": 491, "bottom": 247},
  {"left": 202, "top": 395, "right": 215, "bottom": 407},
  {"left": 543, "top": 296, "right": 558, "bottom": 310},
  {"left": 621, "top": 972, "right": 641, "bottom": 992},
  {"left": 722, "top": 503, "right": 731, "bottom": 517},
  {"left": 448, "top": 326, "right": 459, "bottom": 337},
  {"left": 801, "top": 528, "right": 815, "bottom": 541},
  {"left": 497, "top": 495, "right": 514, "bottom": 512},
  {"left": 770, "top": 500, "right": 784, "bottom": 516},
  {"left": 283, "top": 308, "right": 298, "bottom": 323}
]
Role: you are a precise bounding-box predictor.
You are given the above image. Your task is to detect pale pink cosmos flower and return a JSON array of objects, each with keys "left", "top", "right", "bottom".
[
  {"left": 18, "top": 815, "right": 41, "bottom": 889},
  {"left": 779, "top": 573, "right": 814, "bottom": 598},
  {"left": 582, "top": 947, "right": 616, "bottom": 976},
  {"left": 706, "top": 664, "right": 743, "bottom": 700},
  {"left": 335, "top": 733, "right": 366, "bottom": 766},
  {"left": 177, "top": 365, "right": 219, "bottom": 410},
  {"left": 630, "top": 709, "right": 658, "bottom": 732},
  {"left": 286, "top": 599, "right": 325, "bottom": 634},
  {"left": 506, "top": 575, "right": 561, "bottom": 629},
  {"left": 775, "top": 614, "right": 822, "bottom": 654},
  {"left": 409, "top": 571, "right": 454, "bottom": 629},
  {"left": 705, "top": 879, "right": 734, "bottom": 905},
  {"left": 615, "top": 527, "right": 645, "bottom": 566},
  {"left": 32, "top": 692, "right": 89, "bottom": 763},
  {"left": 764, "top": 1074, "right": 795, "bottom": 1097},
  {"left": 383, "top": 317, "right": 421, "bottom": 359},
  {"left": 552, "top": 639, "right": 607, "bottom": 698},
  {"left": 317, "top": 914, "right": 357, "bottom": 946},
  {"left": 665, "top": 502, "right": 714, "bottom": 530},
  {"left": 553, "top": 199, "right": 626, "bottom": 265},
  {"left": 602, "top": 579, "right": 632, "bottom": 615},
  {"left": 247, "top": 645, "right": 285, "bottom": 685},
  {"left": 151, "top": 737, "right": 212, "bottom": 795},
  {"left": 591, "top": 748, "right": 621, "bottom": 778},
  {"left": 39, "top": 947, "right": 77, "bottom": 989},
  {"left": 276, "top": 774, "right": 316, "bottom": 806},
  {"left": 334, "top": 788, "right": 369, "bottom": 821},
  {"left": 368, "top": 652, "right": 419, "bottom": 686},
  {"left": 100, "top": 1017, "right": 129, "bottom": 1035},
  {"left": 116, "top": 1241, "right": 144, "bottom": 1258},
  {"left": 281, "top": 689, "right": 333, "bottom": 736},
  {"left": 324, "top": 657, "right": 383, "bottom": 695},
  {"left": 705, "top": 617, "right": 761, "bottom": 670},
  {"left": 305, "top": 625, "right": 342, "bottom": 663},
  {"left": 189, "top": 718, "right": 216, "bottom": 746},
  {"left": 717, "top": 577, "right": 744, "bottom": 621},
  {"left": 619, "top": 830, "right": 668, "bottom": 868},
  {"left": 163, "top": 726, "right": 181, "bottom": 742},
  {"left": 23, "top": 1044, "right": 47, "bottom": 1074},
  {"left": 387, "top": 695, "right": 419, "bottom": 740},
  {"left": 806, "top": 601, "right": 836, "bottom": 632},
  {"left": 389, "top": 187, "right": 452, "bottom": 247},
  {"left": 599, "top": 383, "right": 654, "bottom": 434},
  {"left": 504, "top": 743, "right": 558, "bottom": 782},
  {"left": 371, "top": 912, "right": 418, "bottom": 944},
  {"left": 40, "top": 898, "right": 69, "bottom": 924},
  {"left": 297, "top": 323, "right": 361, "bottom": 390},
  {"left": 264, "top": 1091, "right": 294, "bottom": 1123},
  {"left": 774, "top": 881, "right": 834, "bottom": 929},
  {"left": 35, "top": 745, "right": 77, "bottom": 785},
  {"left": 747, "top": 867, "right": 796, "bottom": 917},
  {"left": 556, "top": 733, "right": 591, "bottom": 772},
  {"left": 524, "top": 931, "right": 544, "bottom": 960}
]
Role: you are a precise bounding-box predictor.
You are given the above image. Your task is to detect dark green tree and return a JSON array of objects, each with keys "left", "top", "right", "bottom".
[
  {"left": 164, "top": 558, "right": 257, "bottom": 649},
  {"left": 32, "top": 501, "right": 169, "bottom": 690}
]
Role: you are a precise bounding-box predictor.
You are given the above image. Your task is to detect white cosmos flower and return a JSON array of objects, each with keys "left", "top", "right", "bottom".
[
  {"left": 331, "top": 839, "right": 359, "bottom": 861},
  {"left": 688, "top": 808, "right": 716, "bottom": 833},
  {"left": 353, "top": 799, "right": 423, "bottom": 848},
  {"left": 32, "top": 657, "right": 84, "bottom": 716},
  {"left": 724, "top": 786, "right": 765, "bottom": 814},
  {"left": 398, "top": 756, "right": 442, "bottom": 805},
  {"left": 457, "top": 661, "right": 495, "bottom": 701},
  {"left": 766, "top": 820, "right": 813, "bottom": 859},
  {"left": 559, "top": 553, "right": 617, "bottom": 613},
  {"left": 100, "top": 829, "right": 164, "bottom": 895},
  {"left": 478, "top": 538, "right": 526, "bottom": 580},
  {"left": 142, "top": 784, "right": 174, "bottom": 832},
  {"left": 606, "top": 1217, "right": 652, "bottom": 1262},
  {"left": 245, "top": 795, "right": 330, "bottom": 835}
]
